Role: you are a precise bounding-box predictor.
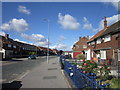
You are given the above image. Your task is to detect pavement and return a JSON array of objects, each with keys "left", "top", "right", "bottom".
[{"left": 19, "top": 57, "right": 70, "bottom": 88}]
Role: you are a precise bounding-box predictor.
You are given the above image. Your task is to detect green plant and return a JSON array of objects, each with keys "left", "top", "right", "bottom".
[
  {"left": 98, "top": 62, "right": 111, "bottom": 81},
  {"left": 76, "top": 54, "right": 86, "bottom": 60},
  {"left": 81, "top": 60, "right": 98, "bottom": 74},
  {"left": 110, "top": 78, "right": 120, "bottom": 88}
]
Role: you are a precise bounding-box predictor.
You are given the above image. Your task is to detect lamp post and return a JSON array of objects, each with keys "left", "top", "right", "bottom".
[{"left": 43, "top": 18, "right": 50, "bottom": 63}]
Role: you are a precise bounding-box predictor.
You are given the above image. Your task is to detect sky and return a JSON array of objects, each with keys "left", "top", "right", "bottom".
[{"left": 0, "top": 2, "right": 120, "bottom": 50}]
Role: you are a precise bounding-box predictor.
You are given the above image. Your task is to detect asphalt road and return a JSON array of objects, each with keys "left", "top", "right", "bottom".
[{"left": 2, "top": 56, "right": 57, "bottom": 83}]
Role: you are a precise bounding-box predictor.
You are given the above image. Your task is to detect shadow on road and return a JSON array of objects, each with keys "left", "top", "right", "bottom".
[
  {"left": 2, "top": 59, "right": 24, "bottom": 62},
  {"left": 2, "top": 81, "right": 22, "bottom": 90}
]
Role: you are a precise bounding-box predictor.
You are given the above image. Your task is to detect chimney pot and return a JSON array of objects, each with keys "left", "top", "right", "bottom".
[
  {"left": 79, "top": 37, "right": 81, "bottom": 40},
  {"left": 5, "top": 34, "right": 9, "bottom": 39},
  {"left": 104, "top": 16, "right": 107, "bottom": 29}
]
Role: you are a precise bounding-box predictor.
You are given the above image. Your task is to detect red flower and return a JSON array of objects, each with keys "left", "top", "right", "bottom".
[
  {"left": 90, "top": 61, "right": 94, "bottom": 63},
  {"left": 108, "top": 61, "right": 111, "bottom": 64},
  {"left": 107, "top": 69, "right": 110, "bottom": 71},
  {"left": 82, "top": 67, "right": 84, "bottom": 69},
  {"left": 102, "top": 64, "right": 105, "bottom": 66},
  {"left": 82, "top": 59, "right": 85, "bottom": 62},
  {"left": 82, "top": 71, "right": 86, "bottom": 73},
  {"left": 84, "top": 63, "right": 87, "bottom": 66}
]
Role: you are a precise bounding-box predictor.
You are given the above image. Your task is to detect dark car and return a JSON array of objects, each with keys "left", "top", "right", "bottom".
[{"left": 28, "top": 55, "right": 36, "bottom": 59}]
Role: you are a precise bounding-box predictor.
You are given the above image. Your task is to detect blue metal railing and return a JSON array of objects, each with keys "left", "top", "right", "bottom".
[{"left": 60, "top": 56, "right": 110, "bottom": 89}]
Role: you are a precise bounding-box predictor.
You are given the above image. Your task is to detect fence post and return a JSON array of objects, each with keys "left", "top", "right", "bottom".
[
  {"left": 73, "top": 64, "right": 76, "bottom": 86},
  {"left": 91, "top": 73, "right": 96, "bottom": 90}
]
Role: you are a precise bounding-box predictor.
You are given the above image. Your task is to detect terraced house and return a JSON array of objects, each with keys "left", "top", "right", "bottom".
[
  {"left": 0, "top": 34, "right": 53, "bottom": 59},
  {"left": 87, "top": 17, "right": 120, "bottom": 66},
  {"left": 72, "top": 36, "right": 89, "bottom": 59}
]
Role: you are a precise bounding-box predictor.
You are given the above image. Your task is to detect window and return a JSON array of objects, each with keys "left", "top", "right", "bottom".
[
  {"left": 104, "top": 35, "right": 111, "bottom": 42},
  {"left": 75, "top": 45, "right": 79, "bottom": 48},
  {"left": 13, "top": 45, "right": 16, "bottom": 48},
  {"left": 100, "top": 50, "right": 106, "bottom": 59},
  {"left": 83, "top": 45, "right": 87, "bottom": 48},
  {"left": 97, "top": 38, "right": 101, "bottom": 44},
  {"left": 91, "top": 41, "right": 95, "bottom": 45},
  {"left": 8, "top": 44, "right": 11, "bottom": 47}
]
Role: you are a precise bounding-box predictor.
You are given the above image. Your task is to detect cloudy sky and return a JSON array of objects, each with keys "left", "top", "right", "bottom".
[{"left": 0, "top": 2, "right": 120, "bottom": 50}]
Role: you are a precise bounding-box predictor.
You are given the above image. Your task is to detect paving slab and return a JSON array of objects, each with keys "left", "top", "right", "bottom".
[{"left": 20, "top": 57, "right": 69, "bottom": 88}]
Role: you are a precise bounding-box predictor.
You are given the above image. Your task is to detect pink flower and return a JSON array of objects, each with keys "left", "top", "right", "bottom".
[
  {"left": 82, "top": 59, "right": 85, "bottom": 62},
  {"left": 84, "top": 63, "right": 87, "bottom": 66},
  {"left": 83, "top": 71, "right": 86, "bottom": 73}
]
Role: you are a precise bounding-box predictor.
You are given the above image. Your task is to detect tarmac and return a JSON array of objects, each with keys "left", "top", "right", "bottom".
[{"left": 20, "top": 56, "right": 70, "bottom": 88}]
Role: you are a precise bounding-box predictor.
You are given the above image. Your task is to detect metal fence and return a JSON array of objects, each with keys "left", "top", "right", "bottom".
[{"left": 60, "top": 57, "right": 110, "bottom": 89}]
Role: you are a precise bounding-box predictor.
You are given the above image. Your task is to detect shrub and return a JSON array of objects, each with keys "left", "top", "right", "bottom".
[{"left": 76, "top": 54, "right": 86, "bottom": 60}]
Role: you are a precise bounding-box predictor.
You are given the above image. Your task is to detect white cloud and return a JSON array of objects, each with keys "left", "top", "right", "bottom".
[
  {"left": 14, "top": 39, "right": 28, "bottom": 44},
  {"left": 83, "top": 17, "right": 89, "bottom": 23},
  {"left": 102, "top": 0, "right": 120, "bottom": 10},
  {"left": 57, "top": 43, "right": 67, "bottom": 50},
  {"left": 0, "top": 18, "right": 29, "bottom": 32},
  {"left": 0, "top": 31, "right": 5, "bottom": 36},
  {"left": 59, "top": 35, "right": 66, "bottom": 42},
  {"left": 93, "top": 14, "right": 120, "bottom": 32},
  {"left": 18, "top": 5, "right": 31, "bottom": 15},
  {"left": 83, "top": 23, "right": 92, "bottom": 30},
  {"left": 50, "top": 43, "right": 67, "bottom": 50},
  {"left": 83, "top": 17, "right": 93, "bottom": 30},
  {"left": 21, "top": 33, "right": 48, "bottom": 46},
  {"left": 58, "top": 13, "right": 80, "bottom": 30}
]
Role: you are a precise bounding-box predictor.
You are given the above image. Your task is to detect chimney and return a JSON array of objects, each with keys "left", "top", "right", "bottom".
[
  {"left": 79, "top": 37, "right": 81, "bottom": 40},
  {"left": 104, "top": 16, "right": 107, "bottom": 29},
  {"left": 5, "top": 34, "right": 9, "bottom": 39}
]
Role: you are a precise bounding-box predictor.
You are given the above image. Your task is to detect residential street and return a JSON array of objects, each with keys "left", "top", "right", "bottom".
[{"left": 2, "top": 56, "right": 56, "bottom": 83}]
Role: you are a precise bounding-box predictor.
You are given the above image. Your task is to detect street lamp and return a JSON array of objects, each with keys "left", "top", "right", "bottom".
[{"left": 43, "top": 18, "right": 50, "bottom": 63}]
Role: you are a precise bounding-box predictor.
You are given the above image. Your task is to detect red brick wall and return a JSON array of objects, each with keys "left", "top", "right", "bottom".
[
  {"left": 73, "top": 52, "right": 82, "bottom": 59},
  {"left": 73, "top": 37, "right": 88, "bottom": 51},
  {"left": 89, "top": 32, "right": 120, "bottom": 64}
]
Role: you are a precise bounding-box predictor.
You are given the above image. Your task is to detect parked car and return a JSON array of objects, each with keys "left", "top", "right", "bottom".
[
  {"left": 64, "top": 55, "right": 72, "bottom": 59},
  {"left": 28, "top": 55, "right": 36, "bottom": 59}
]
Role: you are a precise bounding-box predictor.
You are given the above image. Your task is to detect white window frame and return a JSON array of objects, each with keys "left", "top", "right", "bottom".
[
  {"left": 97, "top": 38, "right": 101, "bottom": 44},
  {"left": 91, "top": 41, "right": 95, "bottom": 45},
  {"left": 13, "top": 45, "right": 16, "bottom": 48},
  {"left": 100, "top": 50, "right": 106, "bottom": 59},
  {"left": 83, "top": 45, "right": 87, "bottom": 48},
  {"left": 104, "top": 35, "right": 111, "bottom": 42},
  {"left": 75, "top": 45, "right": 79, "bottom": 48},
  {"left": 8, "top": 44, "right": 11, "bottom": 47}
]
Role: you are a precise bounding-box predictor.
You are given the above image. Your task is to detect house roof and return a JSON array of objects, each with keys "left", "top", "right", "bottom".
[
  {"left": 88, "top": 20, "right": 120, "bottom": 42},
  {"left": 89, "top": 28, "right": 106, "bottom": 42},
  {"left": 98, "top": 20, "right": 120, "bottom": 37}
]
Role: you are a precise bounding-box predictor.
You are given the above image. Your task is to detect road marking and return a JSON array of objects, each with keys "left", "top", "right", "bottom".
[
  {"left": 6, "top": 70, "right": 30, "bottom": 83},
  {"left": 61, "top": 70, "right": 72, "bottom": 89},
  {"left": 18, "top": 70, "right": 30, "bottom": 80}
]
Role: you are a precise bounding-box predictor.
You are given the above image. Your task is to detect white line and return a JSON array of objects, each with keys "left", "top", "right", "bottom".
[{"left": 61, "top": 70, "right": 72, "bottom": 89}]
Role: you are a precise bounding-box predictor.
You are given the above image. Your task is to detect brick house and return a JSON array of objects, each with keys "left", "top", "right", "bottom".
[
  {"left": 87, "top": 17, "right": 120, "bottom": 65},
  {"left": 72, "top": 36, "right": 89, "bottom": 58},
  {"left": 0, "top": 34, "right": 39, "bottom": 59},
  {"left": 63, "top": 51, "right": 73, "bottom": 58}
]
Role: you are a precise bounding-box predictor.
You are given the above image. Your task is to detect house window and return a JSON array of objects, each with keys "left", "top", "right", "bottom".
[
  {"left": 13, "top": 45, "right": 16, "bottom": 48},
  {"left": 104, "top": 35, "right": 111, "bottom": 42},
  {"left": 100, "top": 50, "right": 106, "bottom": 59},
  {"left": 97, "top": 38, "right": 101, "bottom": 44},
  {"left": 91, "top": 41, "right": 95, "bottom": 45},
  {"left": 75, "top": 45, "right": 79, "bottom": 48},
  {"left": 83, "top": 45, "right": 87, "bottom": 48},
  {"left": 8, "top": 44, "right": 11, "bottom": 47}
]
